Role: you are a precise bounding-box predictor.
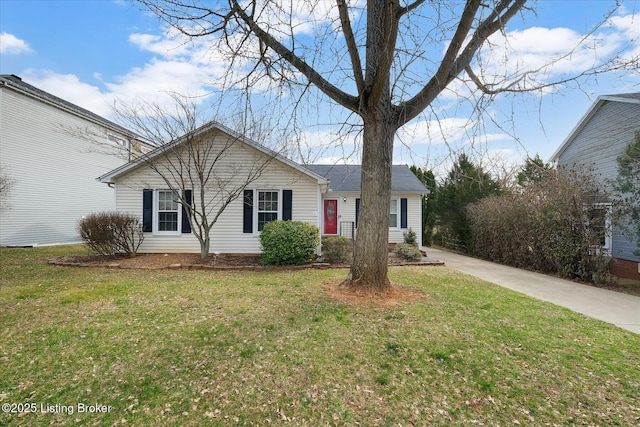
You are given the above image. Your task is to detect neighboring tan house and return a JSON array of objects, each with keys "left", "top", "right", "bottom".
[
  {"left": 0, "top": 74, "right": 151, "bottom": 247},
  {"left": 98, "top": 122, "right": 429, "bottom": 254},
  {"left": 550, "top": 93, "right": 640, "bottom": 279}
]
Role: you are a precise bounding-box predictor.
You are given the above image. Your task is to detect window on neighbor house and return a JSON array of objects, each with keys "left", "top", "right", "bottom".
[
  {"left": 108, "top": 133, "right": 128, "bottom": 148},
  {"left": 157, "top": 190, "right": 180, "bottom": 232},
  {"left": 586, "top": 203, "right": 612, "bottom": 251},
  {"left": 257, "top": 190, "right": 279, "bottom": 231}
]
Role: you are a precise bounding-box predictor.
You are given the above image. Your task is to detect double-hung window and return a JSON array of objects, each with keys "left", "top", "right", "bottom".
[
  {"left": 257, "top": 190, "right": 279, "bottom": 231},
  {"left": 157, "top": 190, "right": 180, "bottom": 233},
  {"left": 389, "top": 199, "right": 399, "bottom": 228}
]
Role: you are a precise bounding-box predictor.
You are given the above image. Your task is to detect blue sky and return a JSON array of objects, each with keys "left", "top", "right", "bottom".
[{"left": 1, "top": 0, "right": 639, "bottom": 177}]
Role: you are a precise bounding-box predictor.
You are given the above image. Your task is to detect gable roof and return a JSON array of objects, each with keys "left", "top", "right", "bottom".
[
  {"left": 98, "top": 121, "right": 329, "bottom": 185},
  {"left": 307, "top": 164, "right": 429, "bottom": 193},
  {"left": 550, "top": 92, "right": 640, "bottom": 162},
  {"left": 0, "top": 74, "right": 149, "bottom": 146}
]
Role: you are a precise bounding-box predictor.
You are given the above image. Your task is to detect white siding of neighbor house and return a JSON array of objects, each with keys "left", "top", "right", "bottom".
[
  {"left": 0, "top": 86, "right": 130, "bottom": 246},
  {"left": 556, "top": 99, "right": 640, "bottom": 263},
  {"left": 326, "top": 192, "right": 423, "bottom": 244},
  {"left": 113, "top": 131, "right": 322, "bottom": 254}
]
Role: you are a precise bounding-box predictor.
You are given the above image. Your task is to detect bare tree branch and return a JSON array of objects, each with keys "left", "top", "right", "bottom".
[
  {"left": 230, "top": 0, "right": 359, "bottom": 112},
  {"left": 337, "top": 0, "right": 365, "bottom": 97},
  {"left": 395, "top": 0, "right": 527, "bottom": 126}
]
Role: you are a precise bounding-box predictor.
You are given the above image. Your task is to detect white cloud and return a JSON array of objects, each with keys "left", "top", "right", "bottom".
[
  {"left": 608, "top": 12, "right": 640, "bottom": 68},
  {"left": 105, "top": 57, "right": 218, "bottom": 107},
  {"left": 466, "top": 10, "right": 640, "bottom": 91},
  {"left": 311, "top": 156, "right": 360, "bottom": 165},
  {"left": 129, "top": 27, "right": 194, "bottom": 58},
  {"left": 293, "top": 129, "right": 360, "bottom": 149},
  {"left": 398, "top": 117, "right": 508, "bottom": 147},
  {"left": 21, "top": 70, "right": 111, "bottom": 116},
  {"left": 0, "top": 32, "right": 33, "bottom": 55}
]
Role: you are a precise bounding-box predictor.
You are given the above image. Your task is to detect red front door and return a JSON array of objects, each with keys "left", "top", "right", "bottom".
[{"left": 323, "top": 199, "right": 338, "bottom": 235}]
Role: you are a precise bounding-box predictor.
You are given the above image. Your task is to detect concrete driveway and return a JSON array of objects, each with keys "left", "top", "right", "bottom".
[{"left": 426, "top": 247, "right": 640, "bottom": 335}]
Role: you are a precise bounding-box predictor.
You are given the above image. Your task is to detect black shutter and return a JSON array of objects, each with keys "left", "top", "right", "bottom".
[
  {"left": 142, "top": 189, "right": 153, "bottom": 232},
  {"left": 243, "top": 190, "right": 253, "bottom": 233},
  {"left": 355, "top": 198, "right": 360, "bottom": 228},
  {"left": 282, "top": 190, "right": 292, "bottom": 221},
  {"left": 400, "top": 198, "right": 408, "bottom": 229},
  {"left": 181, "top": 190, "right": 192, "bottom": 233}
]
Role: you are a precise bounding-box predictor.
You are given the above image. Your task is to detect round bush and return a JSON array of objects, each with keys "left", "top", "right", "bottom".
[
  {"left": 260, "top": 220, "right": 320, "bottom": 265},
  {"left": 323, "top": 236, "right": 351, "bottom": 263},
  {"left": 394, "top": 242, "right": 422, "bottom": 262}
]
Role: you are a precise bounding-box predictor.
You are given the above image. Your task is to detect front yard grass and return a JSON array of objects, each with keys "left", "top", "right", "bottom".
[{"left": 1, "top": 245, "right": 639, "bottom": 426}]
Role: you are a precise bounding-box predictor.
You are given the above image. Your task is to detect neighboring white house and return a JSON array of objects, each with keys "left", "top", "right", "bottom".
[
  {"left": 98, "top": 122, "right": 429, "bottom": 254},
  {"left": 550, "top": 93, "right": 640, "bottom": 279},
  {"left": 0, "top": 74, "right": 151, "bottom": 247}
]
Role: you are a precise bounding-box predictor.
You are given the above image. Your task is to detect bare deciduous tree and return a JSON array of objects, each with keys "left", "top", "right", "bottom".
[
  {"left": 113, "top": 94, "right": 279, "bottom": 259},
  {"left": 138, "top": 0, "right": 636, "bottom": 290}
]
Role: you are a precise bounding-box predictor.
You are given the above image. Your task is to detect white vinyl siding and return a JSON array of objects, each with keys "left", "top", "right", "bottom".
[
  {"left": 0, "top": 85, "right": 130, "bottom": 246},
  {"left": 113, "top": 131, "right": 321, "bottom": 254}
]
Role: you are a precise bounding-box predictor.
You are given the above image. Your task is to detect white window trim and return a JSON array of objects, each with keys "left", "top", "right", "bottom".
[
  {"left": 153, "top": 189, "right": 182, "bottom": 236},
  {"left": 389, "top": 198, "right": 400, "bottom": 230},
  {"left": 254, "top": 189, "right": 282, "bottom": 235}
]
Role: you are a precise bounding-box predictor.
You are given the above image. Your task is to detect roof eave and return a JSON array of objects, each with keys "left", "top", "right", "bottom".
[
  {"left": 550, "top": 93, "right": 640, "bottom": 162},
  {"left": 549, "top": 97, "right": 605, "bottom": 162}
]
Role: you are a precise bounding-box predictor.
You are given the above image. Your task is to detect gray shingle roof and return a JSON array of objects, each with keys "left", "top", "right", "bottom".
[{"left": 306, "top": 164, "right": 429, "bottom": 193}]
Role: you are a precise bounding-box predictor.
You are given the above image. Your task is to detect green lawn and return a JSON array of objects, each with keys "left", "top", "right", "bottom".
[{"left": 1, "top": 245, "right": 639, "bottom": 426}]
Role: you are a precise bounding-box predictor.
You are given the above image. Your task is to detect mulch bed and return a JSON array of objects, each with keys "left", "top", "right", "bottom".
[
  {"left": 48, "top": 252, "right": 444, "bottom": 271},
  {"left": 322, "top": 280, "right": 429, "bottom": 307}
]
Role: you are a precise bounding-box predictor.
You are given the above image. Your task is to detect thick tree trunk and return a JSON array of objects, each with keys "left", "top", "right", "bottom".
[{"left": 344, "top": 118, "right": 396, "bottom": 291}]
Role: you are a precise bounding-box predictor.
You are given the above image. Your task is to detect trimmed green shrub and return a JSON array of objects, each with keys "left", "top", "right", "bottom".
[
  {"left": 260, "top": 220, "right": 320, "bottom": 265},
  {"left": 403, "top": 228, "right": 418, "bottom": 247},
  {"left": 394, "top": 242, "right": 422, "bottom": 262},
  {"left": 78, "top": 212, "right": 144, "bottom": 256},
  {"left": 323, "top": 236, "right": 351, "bottom": 263}
]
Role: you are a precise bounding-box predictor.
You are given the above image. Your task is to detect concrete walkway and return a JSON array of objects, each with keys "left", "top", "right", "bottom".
[{"left": 425, "top": 247, "right": 640, "bottom": 335}]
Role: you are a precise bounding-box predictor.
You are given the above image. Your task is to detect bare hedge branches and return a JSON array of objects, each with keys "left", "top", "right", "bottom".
[
  {"left": 468, "top": 166, "right": 617, "bottom": 284},
  {"left": 78, "top": 212, "right": 145, "bottom": 257}
]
